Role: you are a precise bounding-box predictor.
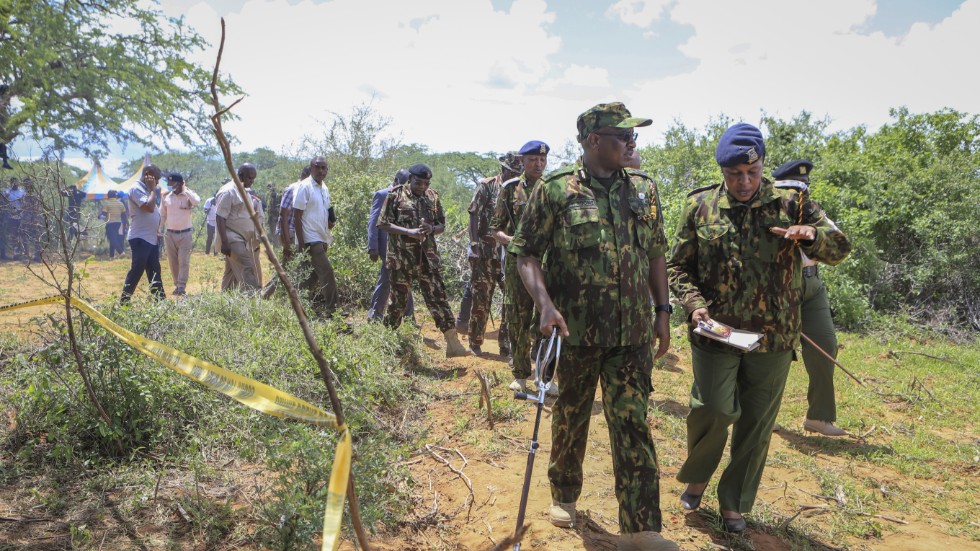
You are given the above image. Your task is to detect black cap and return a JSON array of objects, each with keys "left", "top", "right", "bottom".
[
  {"left": 408, "top": 164, "right": 432, "bottom": 179},
  {"left": 168, "top": 172, "right": 184, "bottom": 183},
  {"left": 772, "top": 160, "right": 814, "bottom": 180}
]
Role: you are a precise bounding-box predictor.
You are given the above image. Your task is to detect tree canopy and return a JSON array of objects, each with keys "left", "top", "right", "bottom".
[{"left": 0, "top": 0, "right": 239, "bottom": 156}]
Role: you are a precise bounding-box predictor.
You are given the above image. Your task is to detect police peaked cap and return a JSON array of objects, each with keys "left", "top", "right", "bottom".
[
  {"left": 715, "top": 123, "right": 766, "bottom": 167},
  {"left": 772, "top": 159, "right": 814, "bottom": 179},
  {"left": 408, "top": 164, "right": 432, "bottom": 179},
  {"left": 518, "top": 140, "right": 550, "bottom": 156}
]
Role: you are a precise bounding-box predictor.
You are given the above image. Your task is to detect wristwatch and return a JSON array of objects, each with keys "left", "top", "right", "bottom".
[{"left": 654, "top": 304, "right": 673, "bottom": 315}]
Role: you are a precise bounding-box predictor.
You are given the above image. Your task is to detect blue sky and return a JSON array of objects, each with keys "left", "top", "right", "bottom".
[{"left": 11, "top": 0, "right": 975, "bottom": 178}]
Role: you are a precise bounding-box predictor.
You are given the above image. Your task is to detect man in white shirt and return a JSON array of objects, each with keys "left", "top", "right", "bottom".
[
  {"left": 159, "top": 173, "right": 200, "bottom": 296},
  {"left": 203, "top": 195, "right": 218, "bottom": 255},
  {"left": 292, "top": 156, "right": 338, "bottom": 315}
]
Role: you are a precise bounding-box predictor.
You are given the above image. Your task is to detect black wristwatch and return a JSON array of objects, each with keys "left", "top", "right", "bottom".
[{"left": 654, "top": 304, "right": 673, "bottom": 315}]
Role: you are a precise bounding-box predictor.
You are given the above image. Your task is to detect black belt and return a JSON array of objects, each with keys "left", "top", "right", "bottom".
[
  {"left": 802, "top": 265, "right": 819, "bottom": 278},
  {"left": 167, "top": 228, "right": 192, "bottom": 234}
]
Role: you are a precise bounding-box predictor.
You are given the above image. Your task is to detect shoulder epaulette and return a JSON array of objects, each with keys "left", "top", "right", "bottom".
[
  {"left": 687, "top": 183, "right": 721, "bottom": 197},
  {"left": 502, "top": 176, "right": 522, "bottom": 188},
  {"left": 772, "top": 180, "right": 809, "bottom": 193},
  {"left": 543, "top": 165, "right": 577, "bottom": 183}
]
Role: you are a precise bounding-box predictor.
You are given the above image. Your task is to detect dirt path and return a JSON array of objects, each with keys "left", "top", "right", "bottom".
[{"left": 379, "top": 324, "right": 973, "bottom": 551}]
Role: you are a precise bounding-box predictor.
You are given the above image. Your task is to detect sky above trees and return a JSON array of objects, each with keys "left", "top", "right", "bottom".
[{"left": 10, "top": 0, "right": 976, "bottom": 176}]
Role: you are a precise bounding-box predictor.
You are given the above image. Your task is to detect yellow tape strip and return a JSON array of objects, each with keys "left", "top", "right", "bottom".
[
  {"left": 322, "top": 428, "right": 352, "bottom": 551},
  {"left": 1, "top": 295, "right": 351, "bottom": 546}
]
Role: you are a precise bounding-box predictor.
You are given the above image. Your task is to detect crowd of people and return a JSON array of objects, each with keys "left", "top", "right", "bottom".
[{"left": 1, "top": 100, "right": 856, "bottom": 550}]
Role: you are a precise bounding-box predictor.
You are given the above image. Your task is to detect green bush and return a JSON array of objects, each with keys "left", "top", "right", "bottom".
[{"left": 1, "top": 292, "right": 426, "bottom": 547}]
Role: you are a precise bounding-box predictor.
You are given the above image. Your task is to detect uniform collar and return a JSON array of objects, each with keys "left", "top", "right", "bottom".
[{"left": 718, "top": 178, "right": 778, "bottom": 209}]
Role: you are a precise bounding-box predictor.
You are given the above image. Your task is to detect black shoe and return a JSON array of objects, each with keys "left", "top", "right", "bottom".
[
  {"left": 470, "top": 344, "right": 483, "bottom": 355},
  {"left": 680, "top": 491, "right": 703, "bottom": 511},
  {"left": 722, "top": 515, "right": 746, "bottom": 533}
]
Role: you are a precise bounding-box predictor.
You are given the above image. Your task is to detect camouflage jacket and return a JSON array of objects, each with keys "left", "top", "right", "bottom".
[
  {"left": 667, "top": 178, "right": 851, "bottom": 353},
  {"left": 491, "top": 173, "right": 536, "bottom": 248},
  {"left": 468, "top": 174, "right": 503, "bottom": 258},
  {"left": 378, "top": 183, "right": 446, "bottom": 271},
  {"left": 508, "top": 165, "right": 669, "bottom": 347}
]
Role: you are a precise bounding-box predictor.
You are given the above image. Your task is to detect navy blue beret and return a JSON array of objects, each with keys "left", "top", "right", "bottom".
[
  {"left": 408, "top": 164, "right": 432, "bottom": 179},
  {"left": 518, "top": 140, "right": 550, "bottom": 156},
  {"left": 715, "top": 123, "right": 765, "bottom": 167},
  {"left": 772, "top": 159, "right": 814, "bottom": 180},
  {"left": 394, "top": 169, "right": 410, "bottom": 185}
]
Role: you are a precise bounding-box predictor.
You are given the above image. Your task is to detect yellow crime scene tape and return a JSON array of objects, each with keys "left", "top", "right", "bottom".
[{"left": 0, "top": 295, "right": 350, "bottom": 551}]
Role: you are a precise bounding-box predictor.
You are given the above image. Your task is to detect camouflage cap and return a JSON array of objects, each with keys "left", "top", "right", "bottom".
[
  {"left": 498, "top": 151, "right": 523, "bottom": 173},
  {"left": 576, "top": 102, "right": 652, "bottom": 142}
]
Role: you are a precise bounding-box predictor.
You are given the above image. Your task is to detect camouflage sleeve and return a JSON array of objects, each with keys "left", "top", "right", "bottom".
[
  {"left": 650, "top": 180, "right": 669, "bottom": 258},
  {"left": 666, "top": 198, "right": 708, "bottom": 315},
  {"left": 433, "top": 194, "right": 446, "bottom": 227},
  {"left": 490, "top": 184, "right": 510, "bottom": 233},
  {"left": 799, "top": 198, "right": 851, "bottom": 266},
  {"left": 508, "top": 180, "right": 556, "bottom": 259},
  {"left": 467, "top": 182, "right": 484, "bottom": 214},
  {"left": 377, "top": 189, "right": 395, "bottom": 227}
]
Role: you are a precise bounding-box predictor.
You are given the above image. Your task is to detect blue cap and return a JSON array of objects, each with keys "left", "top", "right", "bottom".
[
  {"left": 772, "top": 159, "right": 814, "bottom": 179},
  {"left": 715, "top": 123, "right": 765, "bottom": 167},
  {"left": 408, "top": 163, "right": 432, "bottom": 179},
  {"left": 518, "top": 140, "right": 550, "bottom": 156},
  {"left": 394, "top": 169, "right": 410, "bottom": 185}
]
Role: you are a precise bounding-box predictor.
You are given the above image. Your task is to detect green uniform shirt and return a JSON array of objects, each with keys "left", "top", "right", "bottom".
[
  {"left": 468, "top": 174, "right": 503, "bottom": 258},
  {"left": 378, "top": 183, "right": 446, "bottom": 271},
  {"left": 508, "top": 166, "right": 669, "bottom": 347},
  {"left": 491, "top": 173, "right": 535, "bottom": 238},
  {"left": 667, "top": 178, "right": 851, "bottom": 353}
]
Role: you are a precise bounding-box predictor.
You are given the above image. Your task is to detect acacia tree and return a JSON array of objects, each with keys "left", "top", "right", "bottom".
[{"left": 0, "top": 0, "right": 239, "bottom": 157}]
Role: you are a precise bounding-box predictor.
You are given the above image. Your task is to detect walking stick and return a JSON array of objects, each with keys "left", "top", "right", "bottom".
[
  {"left": 801, "top": 332, "right": 865, "bottom": 387},
  {"left": 511, "top": 327, "right": 560, "bottom": 551}
]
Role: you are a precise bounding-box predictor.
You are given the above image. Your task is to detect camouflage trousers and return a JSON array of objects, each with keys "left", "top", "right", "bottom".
[
  {"left": 467, "top": 255, "right": 508, "bottom": 346},
  {"left": 502, "top": 254, "right": 534, "bottom": 379},
  {"left": 384, "top": 256, "right": 455, "bottom": 333},
  {"left": 549, "top": 343, "right": 662, "bottom": 534}
]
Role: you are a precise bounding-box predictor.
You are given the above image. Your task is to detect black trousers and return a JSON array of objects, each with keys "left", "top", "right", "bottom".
[{"left": 121, "top": 238, "right": 165, "bottom": 303}]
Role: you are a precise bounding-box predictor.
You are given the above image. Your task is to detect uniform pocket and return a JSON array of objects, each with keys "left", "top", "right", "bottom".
[
  {"left": 696, "top": 222, "right": 730, "bottom": 241},
  {"left": 562, "top": 206, "right": 601, "bottom": 250}
]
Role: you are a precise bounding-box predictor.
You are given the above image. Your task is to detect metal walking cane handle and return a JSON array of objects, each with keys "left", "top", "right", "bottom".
[{"left": 512, "top": 328, "right": 561, "bottom": 550}]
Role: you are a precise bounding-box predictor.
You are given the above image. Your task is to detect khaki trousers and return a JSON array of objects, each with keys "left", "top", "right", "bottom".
[
  {"left": 222, "top": 238, "right": 259, "bottom": 292},
  {"left": 165, "top": 230, "right": 193, "bottom": 292}
]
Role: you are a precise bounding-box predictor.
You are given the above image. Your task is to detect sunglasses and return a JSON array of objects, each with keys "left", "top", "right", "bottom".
[{"left": 594, "top": 130, "right": 638, "bottom": 143}]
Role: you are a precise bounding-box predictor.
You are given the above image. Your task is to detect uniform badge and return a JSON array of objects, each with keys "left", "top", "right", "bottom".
[
  {"left": 638, "top": 193, "right": 645, "bottom": 201},
  {"left": 539, "top": 144, "right": 547, "bottom": 154},
  {"left": 800, "top": 166, "right": 808, "bottom": 175},
  {"left": 746, "top": 147, "right": 759, "bottom": 164}
]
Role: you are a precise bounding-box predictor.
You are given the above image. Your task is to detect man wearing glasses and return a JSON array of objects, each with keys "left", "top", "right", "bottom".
[{"left": 509, "top": 103, "right": 677, "bottom": 550}]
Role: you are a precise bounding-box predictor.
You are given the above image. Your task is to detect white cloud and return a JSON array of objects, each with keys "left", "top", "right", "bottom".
[
  {"left": 607, "top": 0, "right": 675, "bottom": 28},
  {"left": 622, "top": 0, "right": 980, "bottom": 140},
  {"left": 168, "top": 0, "right": 568, "bottom": 157}
]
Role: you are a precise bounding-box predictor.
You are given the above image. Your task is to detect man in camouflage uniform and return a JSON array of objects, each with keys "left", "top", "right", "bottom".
[
  {"left": 668, "top": 124, "right": 851, "bottom": 533},
  {"left": 465, "top": 153, "right": 521, "bottom": 355},
  {"left": 492, "top": 141, "right": 553, "bottom": 394},
  {"left": 772, "top": 160, "right": 848, "bottom": 436},
  {"left": 510, "top": 103, "right": 678, "bottom": 551},
  {"left": 379, "top": 163, "right": 468, "bottom": 358}
]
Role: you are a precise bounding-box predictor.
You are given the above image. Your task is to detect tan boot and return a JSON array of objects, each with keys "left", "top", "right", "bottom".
[
  {"left": 803, "top": 419, "right": 848, "bottom": 436},
  {"left": 508, "top": 379, "right": 527, "bottom": 393},
  {"left": 443, "top": 329, "right": 471, "bottom": 358},
  {"left": 549, "top": 501, "right": 576, "bottom": 528},
  {"left": 617, "top": 531, "right": 680, "bottom": 551}
]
